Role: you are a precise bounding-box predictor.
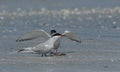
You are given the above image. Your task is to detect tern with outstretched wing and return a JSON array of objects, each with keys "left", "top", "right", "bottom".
[{"left": 16, "top": 30, "right": 81, "bottom": 56}]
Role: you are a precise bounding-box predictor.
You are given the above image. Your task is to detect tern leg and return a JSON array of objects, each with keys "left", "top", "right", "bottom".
[
  {"left": 41, "top": 53, "right": 47, "bottom": 57},
  {"left": 56, "top": 49, "right": 58, "bottom": 54},
  {"left": 41, "top": 54, "right": 44, "bottom": 57},
  {"left": 17, "top": 49, "right": 25, "bottom": 52},
  {"left": 44, "top": 53, "right": 47, "bottom": 57},
  {"left": 54, "top": 49, "right": 60, "bottom": 55}
]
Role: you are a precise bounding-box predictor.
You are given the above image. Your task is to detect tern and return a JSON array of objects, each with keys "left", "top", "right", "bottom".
[{"left": 16, "top": 30, "right": 81, "bottom": 56}]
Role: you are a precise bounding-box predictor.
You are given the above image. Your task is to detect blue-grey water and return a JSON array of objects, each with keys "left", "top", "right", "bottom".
[{"left": 0, "top": 0, "right": 120, "bottom": 72}]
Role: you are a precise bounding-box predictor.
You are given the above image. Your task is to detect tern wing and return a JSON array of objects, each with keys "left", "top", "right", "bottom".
[
  {"left": 16, "top": 30, "right": 51, "bottom": 42},
  {"left": 63, "top": 30, "right": 81, "bottom": 43}
]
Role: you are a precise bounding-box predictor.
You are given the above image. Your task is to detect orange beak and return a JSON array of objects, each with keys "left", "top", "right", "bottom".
[{"left": 61, "top": 34, "right": 65, "bottom": 36}]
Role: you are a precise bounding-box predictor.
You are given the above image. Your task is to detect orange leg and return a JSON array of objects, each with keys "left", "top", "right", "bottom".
[{"left": 54, "top": 49, "right": 60, "bottom": 55}]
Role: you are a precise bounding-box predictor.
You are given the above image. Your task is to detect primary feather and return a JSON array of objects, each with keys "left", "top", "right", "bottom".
[
  {"left": 63, "top": 30, "right": 81, "bottom": 43},
  {"left": 16, "top": 30, "right": 50, "bottom": 42}
]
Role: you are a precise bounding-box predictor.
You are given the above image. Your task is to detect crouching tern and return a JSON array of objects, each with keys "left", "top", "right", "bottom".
[{"left": 16, "top": 30, "right": 81, "bottom": 56}]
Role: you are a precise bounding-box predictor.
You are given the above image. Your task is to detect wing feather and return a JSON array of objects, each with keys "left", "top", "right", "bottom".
[
  {"left": 16, "top": 30, "right": 51, "bottom": 42},
  {"left": 63, "top": 30, "right": 81, "bottom": 43}
]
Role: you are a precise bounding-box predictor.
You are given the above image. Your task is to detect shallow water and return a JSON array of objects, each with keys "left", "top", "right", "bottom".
[{"left": 0, "top": 0, "right": 120, "bottom": 72}]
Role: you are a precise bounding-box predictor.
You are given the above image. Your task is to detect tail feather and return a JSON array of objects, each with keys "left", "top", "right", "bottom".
[
  {"left": 17, "top": 47, "right": 34, "bottom": 53},
  {"left": 17, "top": 49, "right": 25, "bottom": 52}
]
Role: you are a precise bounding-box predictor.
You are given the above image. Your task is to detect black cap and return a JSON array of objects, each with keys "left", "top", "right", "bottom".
[{"left": 50, "top": 30, "right": 56, "bottom": 34}]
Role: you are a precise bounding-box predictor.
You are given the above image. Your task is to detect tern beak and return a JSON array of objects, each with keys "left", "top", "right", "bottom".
[{"left": 61, "top": 34, "right": 65, "bottom": 36}]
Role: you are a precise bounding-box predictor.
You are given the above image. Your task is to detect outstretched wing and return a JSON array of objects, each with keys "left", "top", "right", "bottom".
[
  {"left": 63, "top": 30, "right": 81, "bottom": 43},
  {"left": 16, "top": 30, "right": 51, "bottom": 42}
]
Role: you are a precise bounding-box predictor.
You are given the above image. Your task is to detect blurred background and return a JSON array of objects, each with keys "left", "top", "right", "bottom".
[{"left": 0, "top": 0, "right": 120, "bottom": 72}]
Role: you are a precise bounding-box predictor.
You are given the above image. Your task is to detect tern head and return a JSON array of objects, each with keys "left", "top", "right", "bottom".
[
  {"left": 50, "top": 30, "right": 56, "bottom": 35},
  {"left": 50, "top": 30, "right": 63, "bottom": 37}
]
